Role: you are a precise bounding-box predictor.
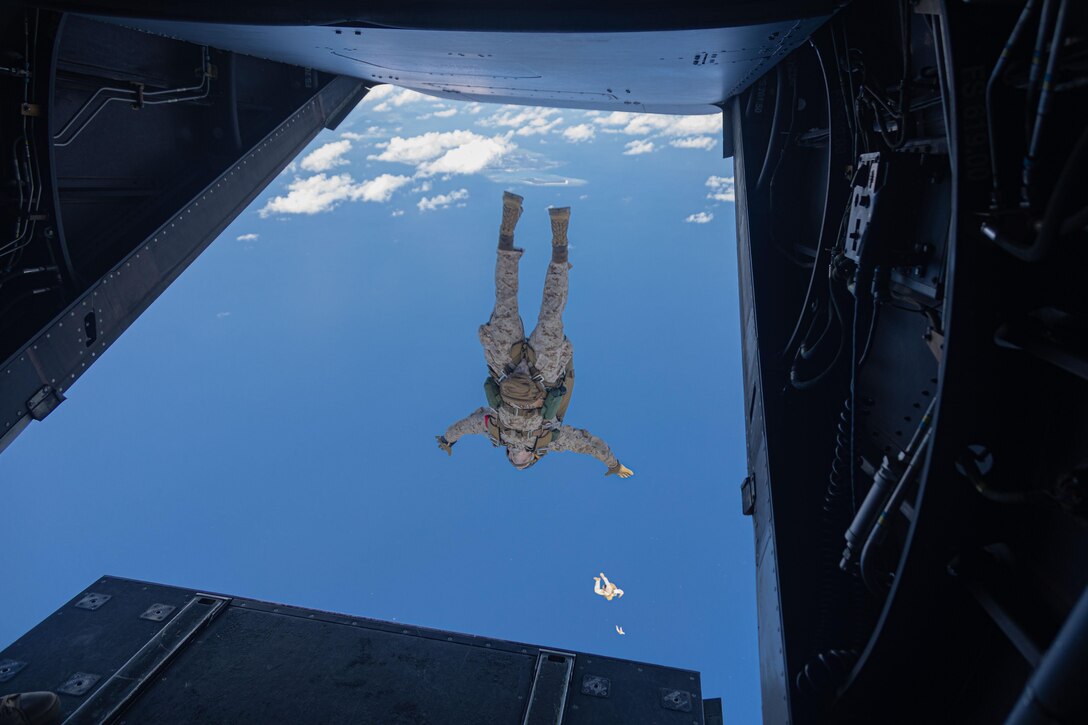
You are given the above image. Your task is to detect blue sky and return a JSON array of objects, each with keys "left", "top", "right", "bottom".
[{"left": 0, "top": 86, "right": 755, "bottom": 721}]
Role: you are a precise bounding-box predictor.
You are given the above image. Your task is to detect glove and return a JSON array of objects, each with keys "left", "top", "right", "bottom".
[
  {"left": 606, "top": 463, "right": 634, "bottom": 478},
  {"left": 436, "top": 436, "right": 455, "bottom": 456}
]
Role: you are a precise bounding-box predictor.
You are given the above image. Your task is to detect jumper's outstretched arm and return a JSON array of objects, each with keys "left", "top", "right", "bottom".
[
  {"left": 438, "top": 407, "right": 489, "bottom": 454},
  {"left": 551, "top": 426, "right": 619, "bottom": 469}
]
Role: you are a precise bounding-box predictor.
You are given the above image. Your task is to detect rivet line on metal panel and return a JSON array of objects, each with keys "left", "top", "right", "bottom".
[{"left": 2, "top": 82, "right": 348, "bottom": 437}]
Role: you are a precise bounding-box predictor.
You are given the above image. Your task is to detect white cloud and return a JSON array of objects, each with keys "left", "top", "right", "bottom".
[
  {"left": 391, "top": 209, "right": 405, "bottom": 217},
  {"left": 418, "top": 135, "right": 516, "bottom": 176},
  {"left": 562, "top": 124, "right": 596, "bottom": 143},
  {"left": 670, "top": 136, "right": 717, "bottom": 150},
  {"left": 480, "top": 107, "right": 562, "bottom": 136},
  {"left": 370, "top": 130, "right": 484, "bottom": 165},
  {"left": 623, "top": 139, "right": 655, "bottom": 156},
  {"left": 341, "top": 126, "right": 384, "bottom": 141},
  {"left": 592, "top": 112, "right": 631, "bottom": 130},
  {"left": 411, "top": 181, "right": 432, "bottom": 193},
  {"left": 353, "top": 173, "right": 414, "bottom": 202},
  {"left": 594, "top": 111, "right": 721, "bottom": 137},
  {"left": 216, "top": 311, "right": 231, "bottom": 319},
  {"left": 517, "top": 176, "right": 586, "bottom": 186},
  {"left": 418, "top": 188, "right": 469, "bottom": 212},
  {"left": 236, "top": 233, "right": 259, "bottom": 242},
  {"left": 518, "top": 118, "right": 562, "bottom": 136},
  {"left": 370, "top": 129, "right": 517, "bottom": 177},
  {"left": 685, "top": 211, "right": 714, "bottom": 224},
  {"left": 418, "top": 106, "right": 459, "bottom": 120},
  {"left": 706, "top": 175, "right": 736, "bottom": 202},
  {"left": 260, "top": 174, "right": 355, "bottom": 216},
  {"left": 300, "top": 140, "right": 353, "bottom": 172},
  {"left": 364, "top": 84, "right": 396, "bottom": 102},
  {"left": 364, "top": 85, "right": 437, "bottom": 112},
  {"left": 259, "top": 172, "right": 411, "bottom": 217},
  {"left": 464, "top": 103, "right": 485, "bottom": 114}
]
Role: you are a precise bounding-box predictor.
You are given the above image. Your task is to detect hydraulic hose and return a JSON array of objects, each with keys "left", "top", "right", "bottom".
[
  {"left": 790, "top": 273, "right": 846, "bottom": 390},
  {"left": 859, "top": 427, "right": 933, "bottom": 594},
  {"left": 986, "top": 123, "right": 1088, "bottom": 261},
  {"left": 985, "top": 0, "right": 1038, "bottom": 207},
  {"left": 755, "top": 64, "right": 786, "bottom": 191},
  {"left": 1022, "top": 0, "right": 1070, "bottom": 207},
  {"left": 1025, "top": 0, "right": 1057, "bottom": 138},
  {"left": 840, "top": 397, "right": 936, "bottom": 571}
]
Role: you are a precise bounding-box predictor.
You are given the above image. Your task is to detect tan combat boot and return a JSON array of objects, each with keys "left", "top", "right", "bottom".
[
  {"left": 549, "top": 206, "right": 570, "bottom": 264},
  {"left": 0, "top": 692, "right": 61, "bottom": 725},
  {"left": 499, "top": 191, "right": 524, "bottom": 251}
]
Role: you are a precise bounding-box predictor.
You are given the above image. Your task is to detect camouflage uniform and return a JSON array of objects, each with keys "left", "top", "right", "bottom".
[
  {"left": 442, "top": 194, "right": 620, "bottom": 471},
  {"left": 477, "top": 251, "right": 573, "bottom": 388},
  {"left": 443, "top": 407, "right": 620, "bottom": 470}
]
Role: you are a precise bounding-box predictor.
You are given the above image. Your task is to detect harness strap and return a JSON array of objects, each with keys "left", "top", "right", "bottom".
[
  {"left": 506, "top": 339, "right": 546, "bottom": 381},
  {"left": 485, "top": 413, "right": 559, "bottom": 455}
]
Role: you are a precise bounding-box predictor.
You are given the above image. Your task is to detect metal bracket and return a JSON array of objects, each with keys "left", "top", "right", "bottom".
[
  {"left": 741, "top": 476, "right": 756, "bottom": 516},
  {"left": 845, "top": 153, "right": 881, "bottom": 263},
  {"left": 26, "top": 385, "right": 64, "bottom": 422},
  {"left": 139, "top": 604, "right": 176, "bottom": 622},
  {"left": 660, "top": 688, "right": 693, "bottom": 712},
  {"left": 0, "top": 659, "right": 26, "bottom": 683},
  {"left": 74, "top": 592, "right": 110, "bottom": 611},
  {"left": 580, "top": 675, "right": 610, "bottom": 698},
  {"left": 65, "top": 594, "right": 229, "bottom": 724},
  {"left": 925, "top": 327, "right": 945, "bottom": 363},
  {"left": 57, "top": 672, "right": 100, "bottom": 696},
  {"left": 718, "top": 101, "right": 735, "bottom": 159},
  {"left": 523, "top": 650, "right": 575, "bottom": 725}
]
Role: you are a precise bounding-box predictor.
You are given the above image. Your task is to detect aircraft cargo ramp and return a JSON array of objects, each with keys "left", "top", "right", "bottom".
[{"left": 0, "top": 576, "right": 721, "bottom": 724}]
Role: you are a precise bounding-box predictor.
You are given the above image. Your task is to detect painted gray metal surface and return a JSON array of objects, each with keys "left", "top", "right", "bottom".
[
  {"left": 104, "top": 17, "right": 828, "bottom": 115},
  {"left": 732, "top": 95, "right": 792, "bottom": 725},
  {"left": 0, "top": 75, "right": 366, "bottom": 454},
  {"left": 65, "top": 594, "right": 229, "bottom": 724},
  {"left": 0, "top": 576, "right": 707, "bottom": 724},
  {"left": 523, "top": 651, "right": 576, "bottom": 725}
]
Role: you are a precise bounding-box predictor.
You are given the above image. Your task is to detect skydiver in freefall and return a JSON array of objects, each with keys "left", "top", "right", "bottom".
[
  {"left": 594, "top": 573, "right": 624, "bottom": 601},
  {"left": 436, "top": 192, "right": 634, "bottom": 476}
]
